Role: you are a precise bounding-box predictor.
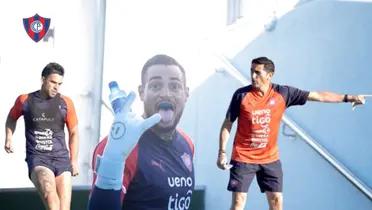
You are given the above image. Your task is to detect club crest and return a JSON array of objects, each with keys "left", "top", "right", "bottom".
[
  {"left": 180, "top": 153, "right": 192, "bottom": 172},
  {"left": 23, "top": 14, "right": 51, "bottom": 42}
]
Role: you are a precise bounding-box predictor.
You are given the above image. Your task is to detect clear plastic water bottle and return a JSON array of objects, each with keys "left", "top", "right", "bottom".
[{"left": 108, "top": 81, "right": 126, "bottom": 114}]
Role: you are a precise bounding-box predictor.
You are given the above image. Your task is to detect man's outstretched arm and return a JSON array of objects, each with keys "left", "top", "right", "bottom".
[{"left": 308, "top": 91, "right": 365, "bottom": 106}]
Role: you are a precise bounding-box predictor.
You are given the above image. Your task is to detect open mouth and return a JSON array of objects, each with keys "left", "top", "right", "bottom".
[
  {"left": 157, "top": 102, "right": 174, "bottom": 123},
  {"left": 157, "top": 102, "right": 174, "bottom": 111}
]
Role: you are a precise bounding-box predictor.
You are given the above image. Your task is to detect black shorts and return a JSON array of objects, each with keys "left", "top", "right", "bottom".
[
  {"left": 26, "top": 155, "right": 72, "bottom": 178},
  {"left": 227, "top": 160, "right": 283, "bottom": 193}
]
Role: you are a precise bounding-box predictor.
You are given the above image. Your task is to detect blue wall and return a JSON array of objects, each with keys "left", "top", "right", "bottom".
[
  {"left": 182, "top": 1, "right": 372, "bottom": 209},
  {"left": 232, "top": 0, "right": 372, "bottom": 188}
]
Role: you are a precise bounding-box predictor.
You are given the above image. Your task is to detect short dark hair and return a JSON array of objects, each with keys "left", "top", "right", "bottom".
[
  {"left": 141, "top": 54, "right": 186, "bottom": 85},
  {"left": 41, "top": 62, "right": 64, "bottom": 78},
  {"left": 251, "top": 57, "right": 275, "bottom": 73}
]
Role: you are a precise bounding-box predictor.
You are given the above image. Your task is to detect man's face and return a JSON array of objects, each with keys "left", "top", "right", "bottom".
[
  {"left": 139, "top": 64, "right": 189, "bottom": 132},
  {"left": 41, "top": 73, "right": 63, "bottom": 98},
  {"left": 250, "top": 63, "right": 273, "bottom": 89}
]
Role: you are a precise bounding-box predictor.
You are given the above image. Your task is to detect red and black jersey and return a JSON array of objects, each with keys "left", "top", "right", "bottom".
[
  {"left": 226, "top": 83, "right": 309, "bottom": 164},
  {"left": 92, "top": 128, "right": 194, "bottom": 210},
  {"left": 8, "top": 90, "right": 78, "bottom": 158}
]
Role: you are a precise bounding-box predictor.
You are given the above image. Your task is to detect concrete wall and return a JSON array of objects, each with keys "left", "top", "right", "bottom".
[
  {"left": 232, "top": 0, "right": 372, "bottom": 188},
  {"left": 184, "top": 1, "right": 372, "bottom": 209}
]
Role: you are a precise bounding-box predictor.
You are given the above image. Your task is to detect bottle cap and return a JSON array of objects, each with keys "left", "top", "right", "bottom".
[{"left": 109, "top": 81, "right": 119, "bottom": 90}]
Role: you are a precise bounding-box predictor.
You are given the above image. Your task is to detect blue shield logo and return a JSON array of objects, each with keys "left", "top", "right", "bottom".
[{"left": 23, "top": 14, "right": 51, "bottom": 42}]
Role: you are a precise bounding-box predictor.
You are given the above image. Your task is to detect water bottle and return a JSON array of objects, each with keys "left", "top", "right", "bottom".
[{"left": 108, "top": 81, "right": 126, "bottom": 114}]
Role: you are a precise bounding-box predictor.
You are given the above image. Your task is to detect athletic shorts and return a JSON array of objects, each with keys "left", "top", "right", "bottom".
[
  {"left": 26, "top": 155, "right": 72, "bottom": 178},
  {"left": 227, "top": 160, "right": 283, "bottom": 193}
]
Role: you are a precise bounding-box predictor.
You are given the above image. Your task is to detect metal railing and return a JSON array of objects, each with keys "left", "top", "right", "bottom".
[{"left": 215, "top": 54, "right": 372, "bottom": 200}]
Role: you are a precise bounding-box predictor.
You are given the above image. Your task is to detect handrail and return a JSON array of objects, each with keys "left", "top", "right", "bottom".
[
  {"left": 214, "top": 54, "right": 372, "bottom": 200},
  {"left": 101, "top": 99, "right": 114, "bottom": 114}
]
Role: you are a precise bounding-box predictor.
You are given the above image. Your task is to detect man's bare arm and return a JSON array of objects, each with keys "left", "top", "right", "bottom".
[
  {"left": 68, "top": 125, "right": 79, "bottom": 176},
  {"left": 308, "top": 91, "right": 365, "bottom": 105},
  {"left": 5, "top": 114, "right": 17, "bottom": 153},
  {"left": 217, "top": 118, "right": 233, "bottom": 170}
]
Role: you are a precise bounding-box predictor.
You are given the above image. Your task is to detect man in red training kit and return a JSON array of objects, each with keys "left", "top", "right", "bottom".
[{"left": 217, "top": 57, "right": 365, "bottom": 210}]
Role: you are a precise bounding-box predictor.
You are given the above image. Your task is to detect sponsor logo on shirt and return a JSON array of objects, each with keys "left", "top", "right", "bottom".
[
  {"left": 34, "top": 128, "right": 53, "bottom": 151},
  {"left": 151, "top": 159, "right": 165, "bottom": 171},
  {"left": 32, "top": 112, "right": 55, "bottom": 122},
  {"left": 168, "top": 190, "right": 192, "bottom": 210},
  {"left": 250, "top": 109, "right": 271, "bottom": 148},
  {"left": 167, "top": 176, "right": 193, "bottom": 210}
]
